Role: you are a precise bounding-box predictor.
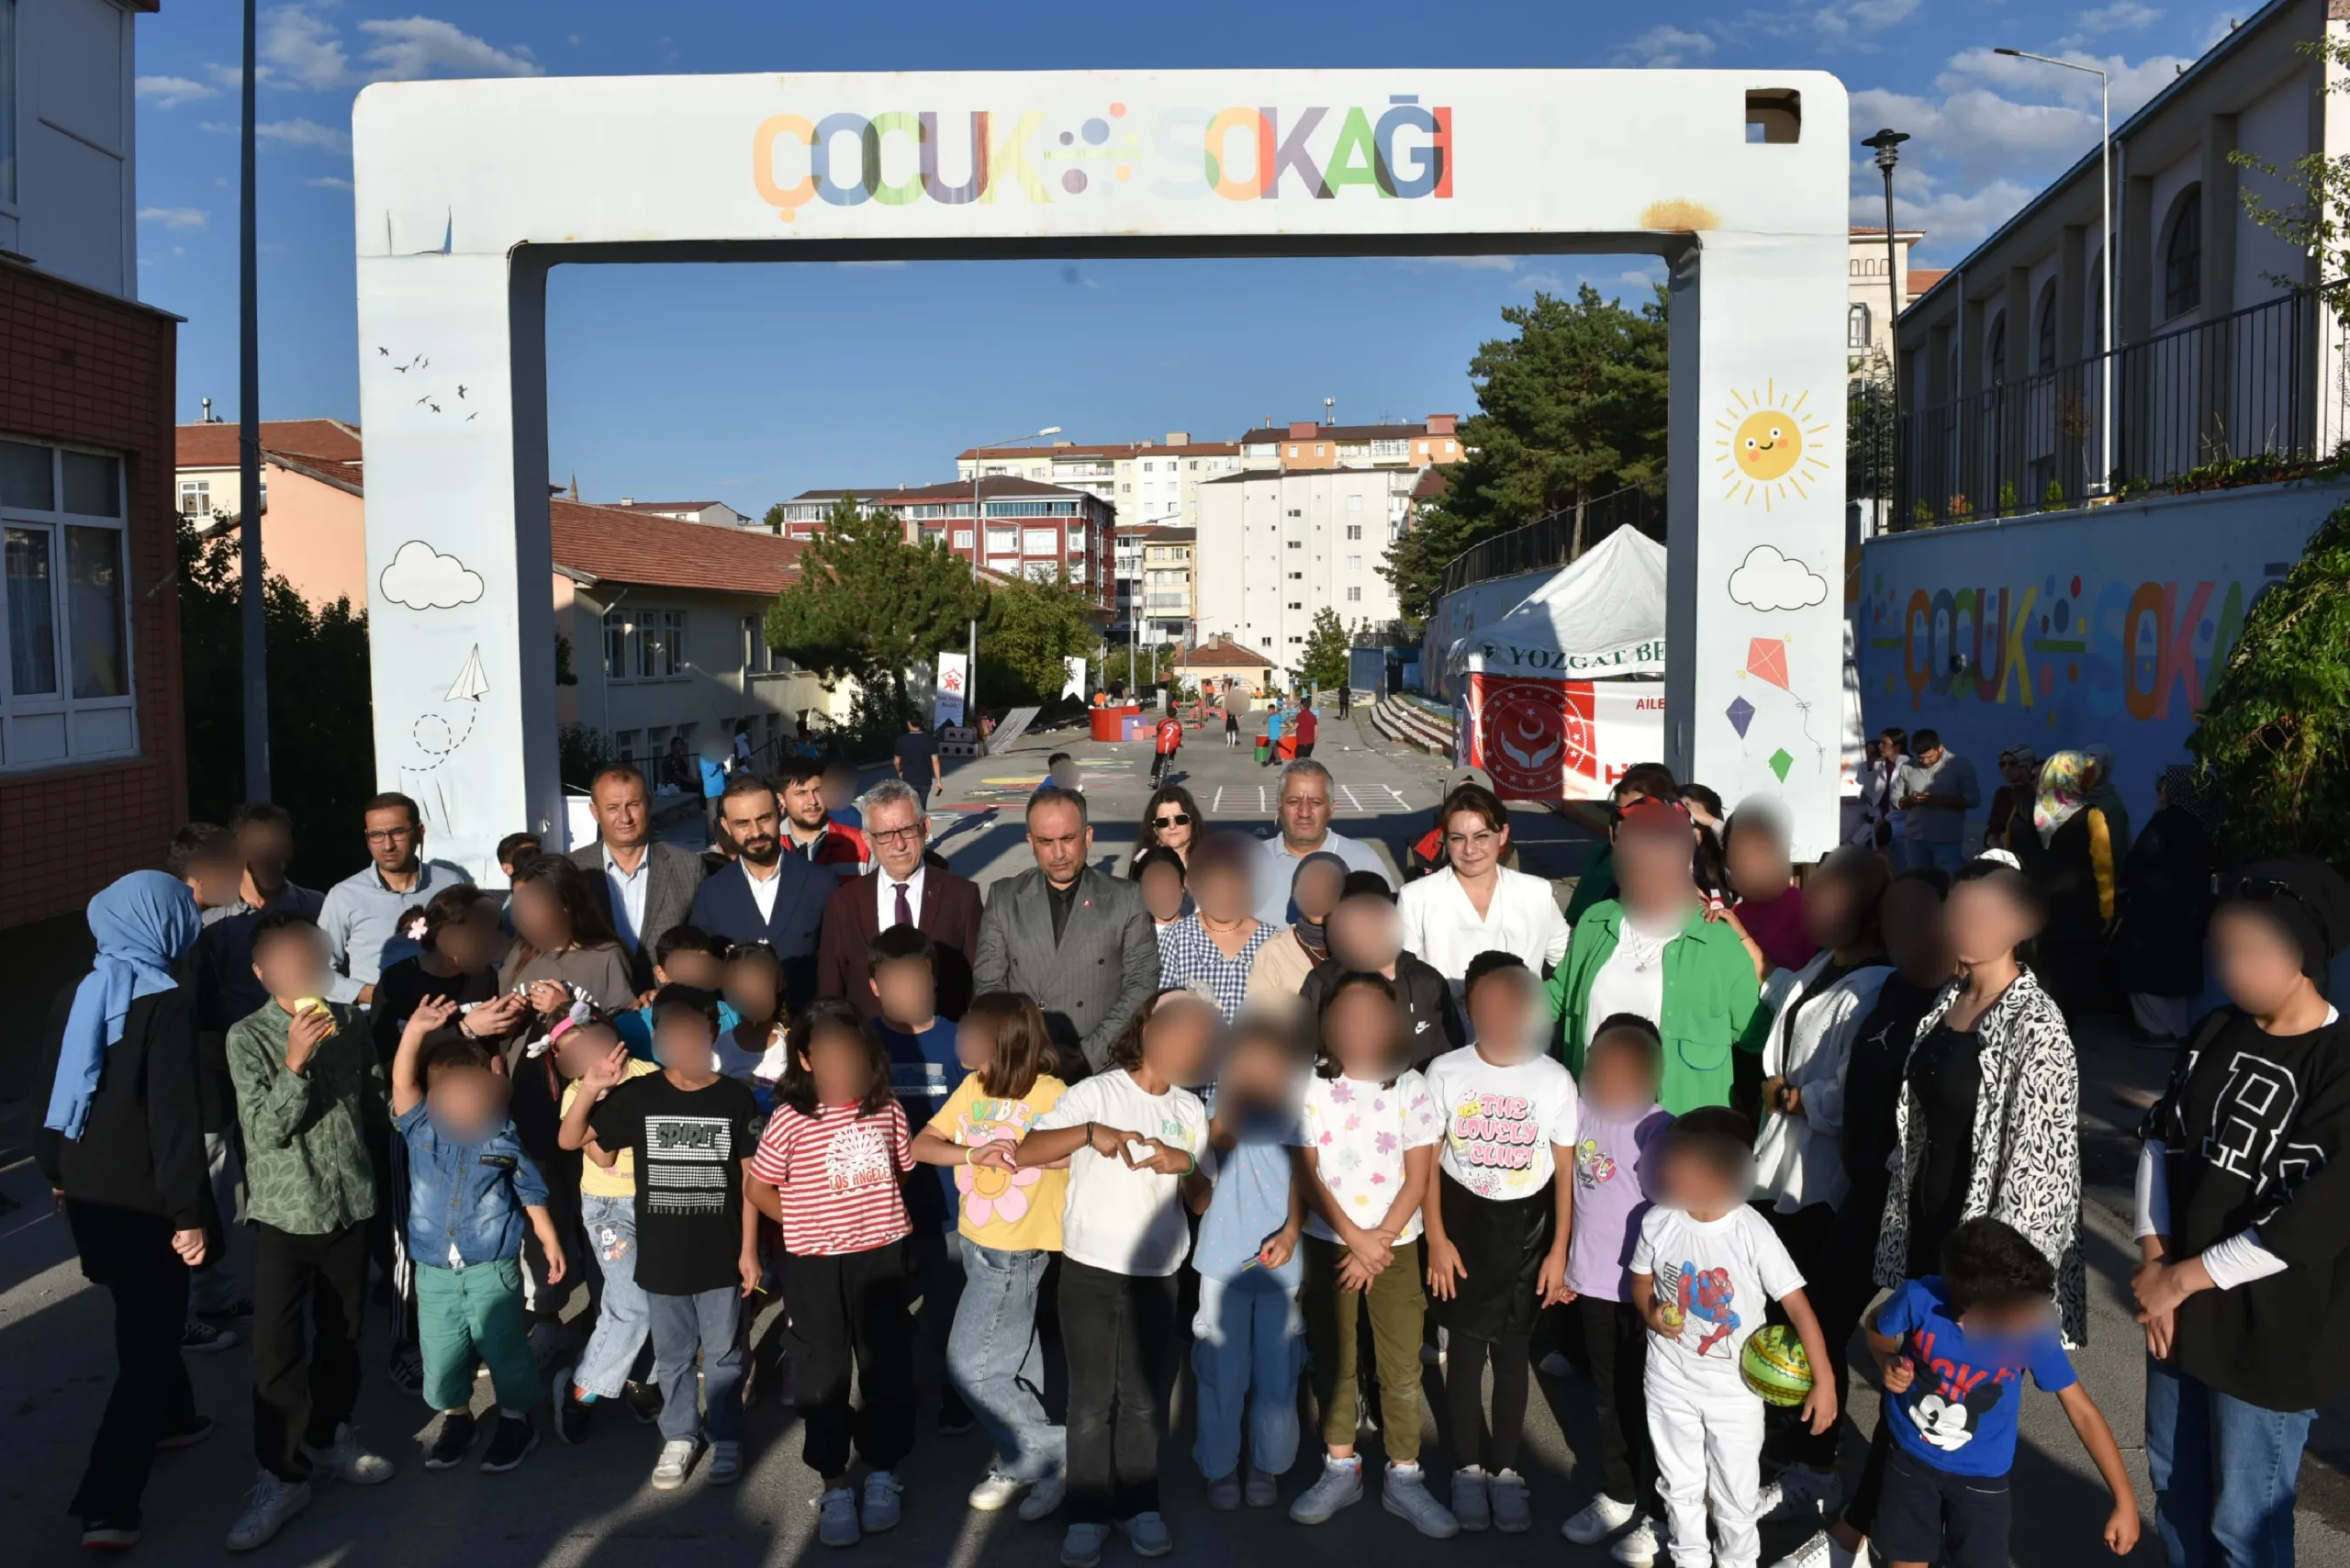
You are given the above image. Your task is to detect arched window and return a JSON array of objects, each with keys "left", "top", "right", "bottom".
[
  {"left": 2164, "top": 185, "right": 2202, "bottom": 319},
  {"left": 1988, "top": 312, "right": 2008, "bottom": 386},
  {"left": 2035, "top": 279, "right": 2059, "bottom": 374},
  {"left": 1848, "top": 302, "right": 1872, "bottom": 350}
]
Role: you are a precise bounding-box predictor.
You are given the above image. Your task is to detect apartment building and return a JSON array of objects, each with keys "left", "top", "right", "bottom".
[
  {"left": 1845, "top": 225, "right": 1930, "bottom": 364},
  {"left": 1193, "top": 465, "right": 1415, "bottom": 681},
  {"left": 954, "top": 434, "right": 1244, "bottom": 529},
  {"left": 1131, "top": 526, "right": 1195, "bottom": 642},
  {"left": 777, "top": 476, "right": 1117, "bottom": 615},
  {"left": 1237, "top": 413, "right": 1463, "bottom": 472}
]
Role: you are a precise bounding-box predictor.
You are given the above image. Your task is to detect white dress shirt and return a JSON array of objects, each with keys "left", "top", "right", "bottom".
[
  {"left": 877, "top": 862, "right": 927, "bottom": 931},
  {"left": 744, "top": 859, "right": 784, "bottom": 924},
  {"left": 1396, "top": 866, "right": 1571, "bottom": 990},
  {"left": 1254, "top": 829, "right": 1388, "bottom": 923},
  {"left": 602, "top": 844, "right": 652, "bottom": 951}
]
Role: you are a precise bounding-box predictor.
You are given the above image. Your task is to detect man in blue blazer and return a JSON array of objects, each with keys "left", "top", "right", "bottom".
[{"left": 687, "top": 773, "right": 827, "bottom": 1014}]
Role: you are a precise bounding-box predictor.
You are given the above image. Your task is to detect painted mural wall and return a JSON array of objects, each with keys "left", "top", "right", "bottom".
[{"left": 1854, "top": 481, "right": 2345, "bottom": 828}]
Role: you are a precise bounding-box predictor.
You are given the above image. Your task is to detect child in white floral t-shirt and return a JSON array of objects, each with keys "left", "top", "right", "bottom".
[{"left": 1287, "top": 971, "right": 1454, "bottom": 1537}]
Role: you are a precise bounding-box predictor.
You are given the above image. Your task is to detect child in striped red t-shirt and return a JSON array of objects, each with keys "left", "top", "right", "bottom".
[{"left": 744, "top": 999, "right": 917, "bottom": 1549}]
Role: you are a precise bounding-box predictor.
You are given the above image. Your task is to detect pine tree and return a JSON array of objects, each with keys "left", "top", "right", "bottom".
[{"left": 766, "top": 494, "right": 990, "bottom": 721}]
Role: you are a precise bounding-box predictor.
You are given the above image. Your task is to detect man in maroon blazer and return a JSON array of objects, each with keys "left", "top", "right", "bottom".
[{"left": 817, "top": 778, "right": 983, "bottom": 1019}]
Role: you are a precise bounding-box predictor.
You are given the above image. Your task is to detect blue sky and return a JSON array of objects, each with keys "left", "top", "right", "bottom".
[{"left": 133, "top": 0, "right": 2240, "bottom": 511}]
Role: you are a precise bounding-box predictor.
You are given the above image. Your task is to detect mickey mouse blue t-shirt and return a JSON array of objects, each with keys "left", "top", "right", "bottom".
[{"left": 1874, "top": 1276, "right": 2076, "bottom": 1478}]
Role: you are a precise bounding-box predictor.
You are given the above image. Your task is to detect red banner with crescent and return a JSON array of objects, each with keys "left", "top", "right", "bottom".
[{"left": 1461, "top": 676, "right": 1666, "bottom": 803}]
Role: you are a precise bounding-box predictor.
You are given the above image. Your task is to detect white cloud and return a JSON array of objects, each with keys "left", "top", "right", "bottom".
[
  {"left": 1616, "top": 26, "right": 1715, "bottom": 67},
  {"left": 378, "top": 541, "right": 484, "bottom": 610},
  {"left": 1727, "top": 545, "right": 1830, "bottom": 612},
  {"left": 1427, "top": 255, "right": 1521, "bottom": 272},
  {"left": 136, "top": 75, "right": 217, "bottom": 108},
  {"left": 260, "top": 4, "right": 351, "bottom": 90},
  {"left": 207, "top": 118, "right": 352, "bottom": 153},
  {"left": 2073, "top": 2, "right": 2164, "bottom": 32},
  {"left": 257, "top": 5, "right": 543, "bottom": 90},
  {"left": 307, "top": 175, "right": 354, "bottom": 191},
  {"left": 1516, "top": 272, "right": 1566, "bottom": 292},
  {"left": 137, "top": 207, "right": 208, "bottom": 230}
]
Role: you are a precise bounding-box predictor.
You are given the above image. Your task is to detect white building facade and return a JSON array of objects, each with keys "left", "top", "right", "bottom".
[{"left": 1194, "top": 465, "right": 1414, "bottom": 680}]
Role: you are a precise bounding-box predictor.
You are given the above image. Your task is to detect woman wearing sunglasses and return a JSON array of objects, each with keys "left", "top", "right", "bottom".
[{"left": 1133, "top": 786, "right": 1205, "bottom": 869}]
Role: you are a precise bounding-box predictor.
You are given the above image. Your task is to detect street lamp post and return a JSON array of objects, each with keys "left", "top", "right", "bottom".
[
  {"left": 1861, "top": 128, "right": 1908, "bottom": 530},
  {"left": 966, "top": 424, "right": 1061, "bottom": 724},
  {"left": 239, "top": 0, "right": 270, "bottom": 801},
  {"left": 1996, "top": 47, "right": 2114, "bottom": 496}
]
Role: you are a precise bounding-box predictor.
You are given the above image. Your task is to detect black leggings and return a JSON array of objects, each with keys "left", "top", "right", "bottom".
[{"left": 1444, "top": 1330, "right": 1532, "bottom": 1473}]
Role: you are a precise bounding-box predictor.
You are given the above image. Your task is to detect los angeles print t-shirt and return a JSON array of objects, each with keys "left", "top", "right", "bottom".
[
  {"left": 589, "top": 1071, "right": 766, "bottom": 1295},
  {"left": 1291, "top": 1069, "right": 1443, "bottom": 1244},
  {"left": 748, "top": 1099, "right": 914, "bottom": 1258},
  {"left": 924, "top": 1070, "right": 1069, "bottom": 1254},
  {"left": 1421, "top": 1045, "right": 1580, "bottom": 1203}
]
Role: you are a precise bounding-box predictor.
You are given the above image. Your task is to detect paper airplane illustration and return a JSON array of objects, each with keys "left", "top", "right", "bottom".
[
  {"left": 1725, "top": 695, "right": 1756, "bottom": 739},
  {"left": 1743, "top": 636, "right": 1791, "bottom": 693},
  {"left": 444, "top": 644, "right": 488, "bottom": 702}
]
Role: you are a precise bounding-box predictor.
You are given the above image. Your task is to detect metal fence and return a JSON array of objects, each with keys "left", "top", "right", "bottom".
[
  {"left": 1436, "top": 479, "right": 1667, "bottom": 599},
  {"left": 1893, "top": 291, "right": 2349, "bottom": 530}
]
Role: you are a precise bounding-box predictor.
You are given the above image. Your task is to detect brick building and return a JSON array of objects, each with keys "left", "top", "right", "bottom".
[
  {"left": 778, "top": 476, "right": 1117, "bottom": 615},
  {"left": 0, "top": 0, "right": 180, "bottom": 1090}
]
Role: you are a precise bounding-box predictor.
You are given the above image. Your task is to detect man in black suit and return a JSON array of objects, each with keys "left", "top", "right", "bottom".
[
  {"left": 817, "top": 779, "right": 982, "bottom": 1020},
  {"left": 687, "top": 772, "right": 827, "bottom": 1013},
  {"left": 570, "top": 764, "right": 707, "bottom": 991},
  {"left": 973, "top": 786, "right": 1159, "bottom": 1072}
]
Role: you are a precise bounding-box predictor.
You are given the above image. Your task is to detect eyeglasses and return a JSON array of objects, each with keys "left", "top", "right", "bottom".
[
  {"left": 869, "top": 824, "right": 925, "bottom": 846},
  {"left": 1152, "top": 813, "right": 1192, "bottom": 829},
  {"left": 363, "top": 827, "right": 417, "bottom": 845}
]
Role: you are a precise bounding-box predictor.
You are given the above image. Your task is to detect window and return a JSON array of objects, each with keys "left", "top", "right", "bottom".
[
  {"left": 2035, "top": 280, "right": 2058, "bottom": 374},
  {"left": 1346, "top": 555, "right": 1361, "bottom": 570},
  {"left": 1346, "top": 494, "right": 1362, "bottom": 510},
  {"left": 0, "top": 438, "right": 136, "bottom": 767},
  {"left": 1286, "top": 508, "right": 1303, "bottom": 518},
  {"left": 179, "top": 478, "right": 211, "bottom": 518},
  {"left": 1846, "top": 302, "right": 1871, "bottom": 350},
  {"left": 602, "top": 607, "right": 686, "bottom": 680},
  {"left": 1022, "top": 528, "right": 1057, "bottom": 555},
  {"left": 1288, "top": 571, "right": 1304, "bottom": 580},
  {"left": 2164, "top": 185, "right": 2202, "bottom": 319},
  {"left": 1371, "top": 439, "right": 1408, "bottom": 457},
  {"left": 1346, "top": 524, "right": 1363, "bottom": 540},
  {"left": 614, "top": 729, "right": 640, "bottom": 762},
  {"left": 1314, "top": 444, "right": 1326, "bottom": 457},
  {"left": 1418, "top": 441, "right": 1429, "bottom": 454},
  {"left": 1285, "top": 540, "right": 1303, "bottom": 550},
  {"left": 1287, "top": 600, "right": 1303, "bottom": 610},
  {"left": 1987, "top": 312, "right": 2008, "bottom": 387},
  {"left": 1445, "top": 441, "right": 1456, "bottom": 453},
  {"left": 1347, "top": 587, "right": 1363, "bottom": 603},
  {"left": 743, "top": 614, "right": 769, "bottom": 674},
  {"left": 952, "top": 528, "right": 973, "bottom": 549},
  {"left": 1287, "top": 445, "right": 1299, "bottom": 457}
]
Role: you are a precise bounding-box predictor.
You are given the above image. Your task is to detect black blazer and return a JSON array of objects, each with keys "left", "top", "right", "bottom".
[
  {"left": 688, "top": 856, "right": 829, "bottom": 1013},
  {"left": 34, "top": 984, "right": 213, "bottom": 1237}
]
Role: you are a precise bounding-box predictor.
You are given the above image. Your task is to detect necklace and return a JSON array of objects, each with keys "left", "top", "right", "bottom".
[{"left": 1621, "top": 927, "right": 1673, "bottom": 973}]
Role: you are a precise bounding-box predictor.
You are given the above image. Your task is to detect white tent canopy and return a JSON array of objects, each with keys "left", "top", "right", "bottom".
[{"left": 1446, "top": 525, "right": 1669, "bottom": 680}]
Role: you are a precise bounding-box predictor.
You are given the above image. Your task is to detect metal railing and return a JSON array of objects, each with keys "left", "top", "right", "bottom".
[
  {"left": 1893, "top": 291, "right": 2348, "bottom": 530},
  {"left": 1435, "top": 479, "right": 1667, "bottom": 599}
]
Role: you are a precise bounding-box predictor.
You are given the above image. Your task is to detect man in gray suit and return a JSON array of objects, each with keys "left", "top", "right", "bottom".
[
  {"left": 974, "top": 785, "right": 1159, "bottom": 1074},
  {"left": 570, "top": 763, "right": 707, "bottom": 990}
]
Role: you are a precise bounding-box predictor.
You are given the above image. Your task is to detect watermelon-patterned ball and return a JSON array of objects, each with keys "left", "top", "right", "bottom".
[{"left": 1740, "top": 1324, "right": 1814, "bottom": 1407}]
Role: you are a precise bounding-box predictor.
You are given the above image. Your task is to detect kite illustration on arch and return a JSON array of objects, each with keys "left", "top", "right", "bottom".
[{"left": 1742, "top": 636, "right": 1791, "bottom": 691}]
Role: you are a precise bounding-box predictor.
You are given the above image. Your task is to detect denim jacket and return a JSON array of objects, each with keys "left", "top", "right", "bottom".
[{"left": 395, "top": 1103, "right": 548, "bottom": 1268}]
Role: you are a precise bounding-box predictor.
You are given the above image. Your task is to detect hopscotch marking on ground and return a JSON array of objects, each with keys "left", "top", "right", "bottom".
[
  {"left": 1384, "top": 786, "right": 1410, "bottom": 810},
  {"left": 1213, "top": 786, "right": 1226, "bottom": 813},
  {"left": 1259, "top": 785, "right": 1269, "bottom": 814},
  {"left": 1341, "top": 785, "right": 1364, "bottom": 813}
]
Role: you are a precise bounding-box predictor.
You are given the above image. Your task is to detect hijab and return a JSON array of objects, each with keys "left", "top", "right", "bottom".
[
  {"left": 44, "top": 871, "right": 202, "bottom": 1137},
  {"left": 2032, "top": 750, "right": 2094, "bottom": 846},
  {"left": 1288, "top": 851, "right": 1348, "bottom": 958},
  {"left": 2159, "top": 764, "right": 2218, "bottom": 834}
]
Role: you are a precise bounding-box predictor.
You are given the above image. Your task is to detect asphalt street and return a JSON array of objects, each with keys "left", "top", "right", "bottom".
[{"left": 1, "top": 706, "right": 2344, "bottom": 1565}]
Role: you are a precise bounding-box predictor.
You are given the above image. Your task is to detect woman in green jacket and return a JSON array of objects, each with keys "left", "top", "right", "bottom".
[{"left": 1547, "top": 795, "right": 1765, "bottom": 1114}]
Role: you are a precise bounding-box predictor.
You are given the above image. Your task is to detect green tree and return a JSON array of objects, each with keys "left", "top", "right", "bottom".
[
  {"left": 766, "top": 494, "right": 990, "bottom": 722},
  {"left": 1382, "top": 283, "right": 1670, "bottom": 624},
  {"left": 1292, "top": 608, "right": 1351, "bottom": 692},
  {"left": 1847, "top": 346, "right": 1896, "bottom": 506},
  {"left": 2235, "top": 34, "right": 2350, "bottom": 319},
  {"left": 979, "top": 571, "right": 1100, "bottom": 706},
  {"left": 762, "top": 501, "right": 787, "bottom": 533},
  {"left": 2188, "top": 501, "right": 2350, "bottom": 857}
]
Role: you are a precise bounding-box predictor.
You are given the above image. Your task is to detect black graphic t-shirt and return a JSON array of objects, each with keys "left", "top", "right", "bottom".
[{"left": 591, "top": 1071, "right": 766, "bottom": 1295}]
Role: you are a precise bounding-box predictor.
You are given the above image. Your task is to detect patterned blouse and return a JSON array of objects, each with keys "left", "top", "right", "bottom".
[{"left": 1156, "top": 913, "right": 1280, "bottom": 1023}]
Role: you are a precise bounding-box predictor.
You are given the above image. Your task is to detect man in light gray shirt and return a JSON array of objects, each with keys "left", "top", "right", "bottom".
[
  {"left": 316, "top": 792, "right": 474, "bottom": 1002},
  {"left": 1894, "top": 727, "right": 1981, "bottom": 875},
  {"left": 1255, "top": 759, "right": 1390, "bottom": 923}
]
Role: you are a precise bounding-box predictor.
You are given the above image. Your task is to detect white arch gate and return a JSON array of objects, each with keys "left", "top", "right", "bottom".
[{"left": 351, "top": 70, "right": 1850, "bottom": 875}]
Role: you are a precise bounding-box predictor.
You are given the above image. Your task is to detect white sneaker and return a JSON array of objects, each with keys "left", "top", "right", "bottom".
[
  {"left": 1759, "top": 1465, "right": 1844, "bottom": 1523},
  {"left": 817, "top": 1486, "right": 860, "bottom": 1548},
  {"left": 1563, "top": 1493, "right": 1639, "bottom": 1545},
  {"left": 1060, "top": 1522, "right": 1111, "bottom": 1568},
  {"left": 1118, "top": 1512, "right": 1173, "bottom": 1558},
  {"left": 1489, "top": 1469, "right": 1532, "bottom": 1534},
  {"left": 1609, "top": 1516, "right": 1662, "bottom": 1567},
  {"left": 650, "top": 1438, "right": 699, "bottom": 1491},
  {"left": 1450, "top": 1467, "right": 1490, "bottom": 1531},
  {"left": 1382, "top": 1462, "right": 1460, "bottom": 1540},
  {"left": 301, "top": 1423, "right": 394, "bottom": 1484},
  {"left": 968, "top": 1473, "right": 1024, "bottom": 1512},
  {"left": 706, "top": 1440, "right": 742, "bottom": 1486},
  {"left": 862, "top": 1472, "right": 904, "bottom": 1533},
  {"left": 224, "top": 1472, "right": 311, "bottom": 1552},
  {"left": 1288, "top": 1456, "right": 1364, "bottom": 1524},
  {"left": 1768, "top": 1529, "right": 1858, "bottom": 1568},
  {"left": 1018, "top": 1472, "right": 1068, "bottom": 1522}
]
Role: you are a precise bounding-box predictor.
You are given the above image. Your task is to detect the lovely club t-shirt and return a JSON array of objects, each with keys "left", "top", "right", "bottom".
[
  {"left": 588, "top": 1071, "right": 767, "bottom": 1295},
  {"left": 560, "top": 1058, "right": 663, "bottom": 1199},
  {"left": 924, "top": 1070, "right": 1069, "bottom": 1254},
  {"left": 1422, "top": 1045, "right": 1580, "bottom": 1203},
  {"left": 1034, "top": 1069, "right": 1207, "bottom": 1278},
  {"left": 1564, "top": 1101, "right": 1673, "bottom": 1302},
  {"left": 747, "top": 1098, "right": 914, "bottom": 1258},
  {"left": 1874, "top": 1276, "right": 2076, "bottom": 1477},
  {"left": 1292, "top": 1069, "right": 1442, "bottom": 1244},
  {"left": 1629, "top": 1202, "right": 1805, "bottom": 1373}
]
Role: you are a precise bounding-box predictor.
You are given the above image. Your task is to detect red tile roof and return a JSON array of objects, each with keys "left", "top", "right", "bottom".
[
  {"left": 1848, "top": 225, "right": 1926, "bottom": 239},
  {"left": 1906, "top": 268, "right": 1951, "bottom": 300},
  {"left": 959, "top": 440, "right": 1242, "bottom": 460},
  {"left": 789, "top": 476, "right": 1108, "bottom": 505},
  {"left": 1180, "top": 636, "right": 1274, "bottom": 668},
  {"left": 176, "top": 419, "right": 362, "bottom": 469},
  {"left": 551, "top": 501, "right": 804, "bottom": 594},
  {"left": 600, "top": 499, "right": 729, "bottom": 513},
  {"left": 1410, "top": 467, "right": 1449, "bottom": 501},
  {"left": 1239, "top": 420, "right": 1458, "bottom": 446}
]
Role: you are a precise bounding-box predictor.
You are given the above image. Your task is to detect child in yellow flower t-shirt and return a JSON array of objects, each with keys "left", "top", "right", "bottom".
[{"left": 908, "top": 992, "right": 1070, "bottom": 1518}]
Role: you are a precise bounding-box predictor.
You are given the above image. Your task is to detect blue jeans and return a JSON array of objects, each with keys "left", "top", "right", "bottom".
[
  {"left": 1901, "top": 838, "right": 1964, "bottom": 875},
  {"left": 573, "top": 1194, "right": 650, "bottom": 1399},
  {"left": 648, "top": 1286, "right": 743, "bottom": 1445},
  {"left": 2145, "top": 1355, "right": 2315, "bottom": 1568},
  {"left": 1190, "top": 1271, "right": 1304, "bottom": 1483},
  {"left": 946, "top": 1241, "right": 1063, "bottom": 1484}
]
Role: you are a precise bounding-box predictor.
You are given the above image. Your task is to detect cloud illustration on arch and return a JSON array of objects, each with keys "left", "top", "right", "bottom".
[
  {"left": 1726, "top": 544, "right": 1828, "bottom": 612},
  {"left": 379, "top": 540, "right": 483, "bottom": 610}
]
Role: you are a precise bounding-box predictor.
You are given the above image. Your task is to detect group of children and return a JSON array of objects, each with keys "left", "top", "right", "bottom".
[{"left": 211, "top": 857, "right": 2130, "bottom": 1568}]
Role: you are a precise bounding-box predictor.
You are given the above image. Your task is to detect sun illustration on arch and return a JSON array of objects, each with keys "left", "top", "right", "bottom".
[{"left": 1715, "top": 382, "right": 1832, "bottom": 510}]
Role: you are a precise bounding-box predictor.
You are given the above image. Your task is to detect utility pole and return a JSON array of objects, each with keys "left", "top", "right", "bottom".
[
  {"left": 239, "top": 0, "right": 271, "bottom": 801},
  {"left": 1862, "top": 128, "right": 1909, "bottom": 531}
]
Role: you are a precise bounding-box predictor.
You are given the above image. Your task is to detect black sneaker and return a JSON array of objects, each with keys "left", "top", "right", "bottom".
[
  {"left": 387, "top": 1345, "right": 424, "bottom": 1396},
  {"left": 479, "top": 1414, "right": 538, "bottom": 1473},
  {"left": 80, "top": 1515, "right": 141, "bottom": 1551},
  {"left": 155, "top": 1415, "right": 216, "bottom": 1451},
  {"left": 621, "top": 1380, "right": 664, "bottom": 1426},
  {"left": 202, "top": 1297, "right": 255, "bottom": 1320},
  {"left": 423, "top": 1412, "right": 476, "bottom": 1470},
  {"left": 551, "top": 1366, "right": 591, "bottom": 1446}
]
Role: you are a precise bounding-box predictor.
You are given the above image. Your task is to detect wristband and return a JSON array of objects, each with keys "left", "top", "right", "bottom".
[
  {"left": 1181, "top": 1149, "right": 1198, "bottom": 1177},
  {"left": 964, "top": 1145, "right": 977, "bottom": 1167}
]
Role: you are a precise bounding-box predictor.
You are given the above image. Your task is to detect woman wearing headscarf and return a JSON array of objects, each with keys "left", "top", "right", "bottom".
[
  {"left": 1246, "top": 850, "right": 1348, "bottom": 1010},
  {"left": 2086, "top": 743, "right": 2132, "bottom": 863},
  {"left": 2132, "top": 857, "right": 2350, "bottom": 1568},
  {"left": 34, "top": 871, "right": 210, "bottom": 1549},
  {"left": 2113, "top": 766, "right": 2219, "bottom": 1044},
  {"left": 2022, "top": 749, "right": 2118, "bottom": 1023}
]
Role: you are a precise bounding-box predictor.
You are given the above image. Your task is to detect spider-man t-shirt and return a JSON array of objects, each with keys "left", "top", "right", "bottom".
[
  {"left": 1629, "top": 1204, "right": 1805, "bottom": 1372},
  {"left": 1875, "top": 1276, "right": 2076, "bottom": 1478}
]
